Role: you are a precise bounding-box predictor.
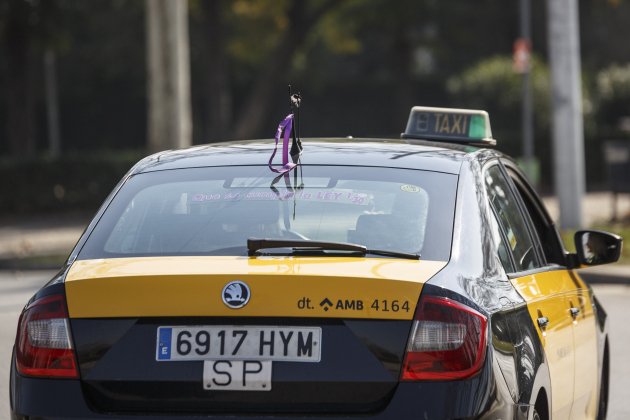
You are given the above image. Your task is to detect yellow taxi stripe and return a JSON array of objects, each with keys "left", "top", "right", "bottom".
[
  {"left": 510, "top": 269, "right": 589, "bottom": 344},
  {"left": 65, "top": 257, "right": 447, "bottom": 320}
]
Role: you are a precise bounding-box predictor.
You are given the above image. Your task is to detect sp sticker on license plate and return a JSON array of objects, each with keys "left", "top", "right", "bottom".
[{"left": 203, "top": 360, "right": 272, "bottom": 391}]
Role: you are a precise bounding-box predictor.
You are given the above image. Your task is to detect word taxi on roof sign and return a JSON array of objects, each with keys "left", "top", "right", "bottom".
[{"left": 402, "top": 106, "right": 495, "bottom": 146}]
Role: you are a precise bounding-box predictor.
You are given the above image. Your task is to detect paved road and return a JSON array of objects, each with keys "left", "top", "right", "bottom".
[
  {"left": 592, "top": 283, "right": 630, "bottom": 420},
  {"left": 1, "top": 271, "right": 629, "bottom": 418}
]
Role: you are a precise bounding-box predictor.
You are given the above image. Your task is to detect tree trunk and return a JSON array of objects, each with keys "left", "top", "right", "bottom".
[
  {"left": 392, "top": 26, "right": 414, "bottom": 125},
  {"left": 202, "top": 0, "right": 232, "bottom": 142},
  {"left": 44, "top": 48, "right": 61, "bottom": 158},
  {"left": 3, "top": 0, "right": 36, "bottom": 157},
  {"left": 233, "top": 0, "right": 338, "bottom": 140},
  {"left": 146, "top": 0, "right": 192, "bottom": 152}
]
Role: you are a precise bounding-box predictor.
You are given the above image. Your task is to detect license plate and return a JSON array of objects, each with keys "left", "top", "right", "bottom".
[
  {"left": 203, "top": 360, "right": 272, "bottom": 391},
  {"left": 156, "top": 326, "right": 322, "bottom": 362}
]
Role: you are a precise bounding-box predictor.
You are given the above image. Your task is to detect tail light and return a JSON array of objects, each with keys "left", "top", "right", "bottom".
[
  {"left": 15, "top": 294, "right": 79, "bottom": 378},
  {"left": 401, "top": 296, "right": 487, "bottom": 381}
]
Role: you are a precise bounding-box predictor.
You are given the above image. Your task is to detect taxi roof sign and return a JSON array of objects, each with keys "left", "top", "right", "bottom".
[{"left": 402, "top": 106, "right": 495, "bottom": 146}]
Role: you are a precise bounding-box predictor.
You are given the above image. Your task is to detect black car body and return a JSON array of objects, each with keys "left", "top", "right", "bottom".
[{"left": 10, "top": 108, "right": 619, "bottom": 420}]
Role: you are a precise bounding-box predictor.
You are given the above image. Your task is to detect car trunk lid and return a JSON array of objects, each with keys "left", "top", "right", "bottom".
[{"left": 65, "top": 256, "right": 446, "bottom": 414}]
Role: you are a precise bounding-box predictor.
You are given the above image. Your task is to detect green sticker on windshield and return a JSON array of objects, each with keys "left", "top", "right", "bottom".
[{"left": 400, "top": 185, "right": 421, "bottom": 193}]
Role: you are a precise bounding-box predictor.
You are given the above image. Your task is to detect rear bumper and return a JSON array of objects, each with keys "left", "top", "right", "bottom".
[{"left": 11, "top": 358, "right": 523, "bottom": 420}]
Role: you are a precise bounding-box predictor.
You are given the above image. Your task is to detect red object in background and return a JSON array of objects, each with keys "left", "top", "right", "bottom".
[{"left": 513, "top": 38, "right": 532, "bottom": 74}]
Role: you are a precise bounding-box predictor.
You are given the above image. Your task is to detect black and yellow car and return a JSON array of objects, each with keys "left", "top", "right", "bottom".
[{"left": 10, "top": 107, "right": 621, "bottom": 419}]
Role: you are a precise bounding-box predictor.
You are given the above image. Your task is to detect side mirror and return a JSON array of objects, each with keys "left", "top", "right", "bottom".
[{"left": 574, "top": 230, "right": 623, "bottom": 266}]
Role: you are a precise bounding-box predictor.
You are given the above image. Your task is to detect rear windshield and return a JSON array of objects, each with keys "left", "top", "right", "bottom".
[{"left": 78, "top": 166, "right": 457, "bottom": 261}]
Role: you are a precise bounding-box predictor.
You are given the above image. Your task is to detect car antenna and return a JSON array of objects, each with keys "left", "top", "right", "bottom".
[
  {"left": 288, "top": 85, "right": 304, "bottom": 220},
  {"left": 289, "top": 84, "right": 303, "bottom": 158},
  {"left": 268, "top": 85, "right": 302, "bottom": 174}
]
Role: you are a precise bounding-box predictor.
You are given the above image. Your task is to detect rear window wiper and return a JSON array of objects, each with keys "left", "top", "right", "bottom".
[
  {"left": 363, "top": 249, "right": 421, "bottom": 260},
  {"left": 247, "top": 238, "right": 420, "bottom": 260}
]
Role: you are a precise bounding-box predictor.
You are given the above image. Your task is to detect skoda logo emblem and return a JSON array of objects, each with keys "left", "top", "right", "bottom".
[{"left": 222, "top": 280, "right": 250, "bottom": 309}]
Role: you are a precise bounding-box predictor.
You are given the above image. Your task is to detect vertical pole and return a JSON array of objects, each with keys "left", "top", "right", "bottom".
[
  {"left": 547, "top": 0, "right": 585, "bottom": 229},
  {"left": 146, "top": 0, "right": 192, "bottom": 152},
  {"left": 44, "top": 48, "right": 61, "bottom": 158},
  {"left": 520, "top": 0, "right": 534, "bottom": 168}
]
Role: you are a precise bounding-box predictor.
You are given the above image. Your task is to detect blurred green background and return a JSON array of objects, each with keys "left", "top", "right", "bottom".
[{"left": 1, "top": 0, "right": 630, "bottom": 216}]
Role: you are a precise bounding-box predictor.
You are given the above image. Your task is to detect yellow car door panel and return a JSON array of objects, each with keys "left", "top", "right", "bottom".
[
  {"left": 569, "top": 271, "right": 599, "bottom": 420},
  {"left": 511, "top": 270, "right": 576, "bottom": 420}
]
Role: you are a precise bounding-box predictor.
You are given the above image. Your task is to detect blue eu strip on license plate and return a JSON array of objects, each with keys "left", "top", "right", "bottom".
[{"left": 157, "top": 327, "right": 172, "bottom": 360}]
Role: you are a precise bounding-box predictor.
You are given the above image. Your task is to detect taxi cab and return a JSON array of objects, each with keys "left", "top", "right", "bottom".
[{"left": 10, "top": 106, "right": 621, "bottom": 419}]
